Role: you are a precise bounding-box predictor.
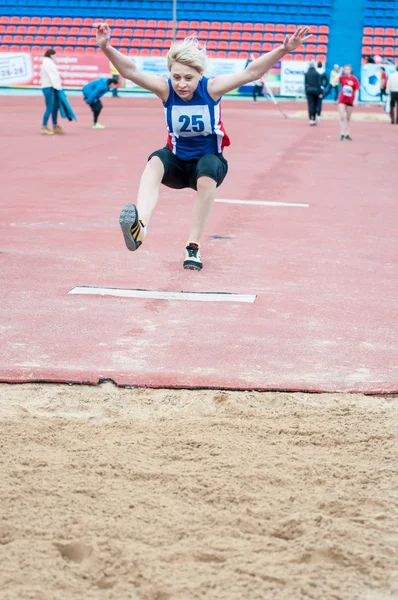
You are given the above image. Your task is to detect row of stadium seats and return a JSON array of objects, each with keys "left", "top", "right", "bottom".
[
  {"left": 0, "top": 37, "right": 327, "bottom": 53},
  {"left": 0, "top": 30, "right": 328, "bottom": 45},
  {"left": 3, "top": 0, "right": 333, "bottom": 4},
  {"left": 0, "top": 25, "right": 329, "bottom": 40},
  {"left": 365, "top": 0, "right": 398, "bottom": 4},
  {"left": 0, "top": 16, "right": 330, "bottom": 33},
  {"left": 363, "top": 26, "right": 398, "bottom": 35},
  {"left": 362, "top": 36, "right": 398, "bottom": 46},
  {"left": 0, "top": 37, "right": 328, "bottom": 53},
  {"left": 0, "top": 44, "right": 327, "bottom": 62},
  {"left": 0, "top": 37, "right": 329, "bottom": 54},
  {"left": 362, "top": 47, "right": 398, "bottom": 58}
]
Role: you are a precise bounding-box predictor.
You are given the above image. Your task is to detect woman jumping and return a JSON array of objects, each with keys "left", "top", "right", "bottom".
[
  {"left": 338, "top": 64, "right": 360, "bottom": 141},
  {"left": 95, "top": 23, "right": 310, "bottom": 270}
]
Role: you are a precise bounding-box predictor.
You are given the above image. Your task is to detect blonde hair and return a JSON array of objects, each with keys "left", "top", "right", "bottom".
[{"left": 167, "top": 36, "right": 207, "bottom": 73}]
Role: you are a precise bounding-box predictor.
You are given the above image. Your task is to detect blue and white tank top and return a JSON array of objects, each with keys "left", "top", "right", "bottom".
[{"left": 163, "top": 76, "right": 231, "bottom": 161}]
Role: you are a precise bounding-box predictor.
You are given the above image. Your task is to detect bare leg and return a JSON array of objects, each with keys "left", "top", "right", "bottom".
[
  {"left": 338, "top": 103, "right": 347, "bottom": 135},
  {"left": 345, "top": 105, "right": 353, "bottom": 135},
  {"left": 189, "top": 176, "right": 217, "bottom": 243},
  {"left": 136, "top": 156, "right": 164, "bottom": 224}
]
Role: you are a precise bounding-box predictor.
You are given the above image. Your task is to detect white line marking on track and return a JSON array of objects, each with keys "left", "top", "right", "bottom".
[
  {"left": 215, "top": 199, "right": 309, "bottom": 207},
  {"left": 69, "top": 287, "right": 257, "bottom": 303}
]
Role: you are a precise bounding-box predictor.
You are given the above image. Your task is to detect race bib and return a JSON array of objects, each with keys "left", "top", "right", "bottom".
[
  {"left": 342, "top": 84, "right": 353, "bottom": 97},
  {"left": 171, "top": 105, "right": 212, "bottom": 137}
]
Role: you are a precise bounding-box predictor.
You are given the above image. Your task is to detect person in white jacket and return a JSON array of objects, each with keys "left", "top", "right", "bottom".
[{"left": 40, "top": 49, "right": 64, "bottom": 135}]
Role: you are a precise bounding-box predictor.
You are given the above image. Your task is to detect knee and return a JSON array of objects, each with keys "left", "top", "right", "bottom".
[
  {"left": 197, "top": 176, "right": 216, "bottom": 193},
  {"left": 146, "top": 156, "right": 165, "bottom": 178}
]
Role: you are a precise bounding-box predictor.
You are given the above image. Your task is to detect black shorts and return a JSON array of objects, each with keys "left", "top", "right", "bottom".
[{"left": 148, "top": 146, "right": 228, "bottom": 191}]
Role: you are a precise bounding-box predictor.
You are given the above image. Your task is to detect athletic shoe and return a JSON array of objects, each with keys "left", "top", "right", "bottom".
[
  {"left": 119, "top": 203, "right": 145, "bottom": 251},
  {"left": 340, "top": 134, "right": 345, "bottom": 141},
  {"left": 41, "top": 127, "right": 54, "bottom": 135},
  {"left": 309, "top": 120, "right": 317, "bottom": 126},
  {"left": 92, "top": 123, "right": 105, "bottom": 129},
  {"left": 183, "top": 242, "right": 202, "bottom": 271},
  {"left": 53, "top": 125, "right": 65, "bottom": 134},
  {"left": 345, "top": 135, "right": 352, "bottom": 141}
]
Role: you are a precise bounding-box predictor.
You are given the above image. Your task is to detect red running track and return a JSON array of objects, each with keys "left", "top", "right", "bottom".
[{"left": 1, "top": 95, "right": 397, "bottom": 393}]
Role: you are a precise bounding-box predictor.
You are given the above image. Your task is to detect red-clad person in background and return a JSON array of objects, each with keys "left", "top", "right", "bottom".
[
  {"left": 338, "top": 64, "right": 360, "bottom": 141},
  {"left": 380, "top": 67, "right": 387, "bottom": 105}
]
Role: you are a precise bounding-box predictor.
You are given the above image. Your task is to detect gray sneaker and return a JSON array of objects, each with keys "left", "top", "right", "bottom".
[{"left": 119, "top": 204, "right": 145, "bottom": 251}]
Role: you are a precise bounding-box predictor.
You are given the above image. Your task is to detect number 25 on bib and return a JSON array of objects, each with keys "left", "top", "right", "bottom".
[{"left": 171, "top": 105, "right": 212, "bottom": 137}]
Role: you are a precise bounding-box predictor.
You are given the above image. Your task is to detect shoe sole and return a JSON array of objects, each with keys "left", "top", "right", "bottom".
[
  {"left": 183, "top": 261, "right": 203, "bottom": 271},
  {"left": 119, "top": 204, "right": 140, "bottom": 251}
]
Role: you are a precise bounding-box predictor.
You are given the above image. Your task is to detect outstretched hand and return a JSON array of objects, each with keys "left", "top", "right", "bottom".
[
  {"left": 94, "top": 22, "right": 111, "bottom": 48},
  {"left": 283, "top": 26, "right": 311, "bottom": 52}
]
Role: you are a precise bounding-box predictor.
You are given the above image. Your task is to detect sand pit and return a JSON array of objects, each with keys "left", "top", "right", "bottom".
[{"left": 0, "top": 383, "right": 397, "bottom": 600}]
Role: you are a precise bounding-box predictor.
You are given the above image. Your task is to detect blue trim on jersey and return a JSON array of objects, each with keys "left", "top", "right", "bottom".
[{"left": 163, "top": 77, "right": 223, "bottom": 161}]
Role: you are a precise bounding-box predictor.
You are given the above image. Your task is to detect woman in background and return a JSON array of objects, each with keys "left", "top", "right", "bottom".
[
  {"left": 40, "top": 49, "right": 64, "bottom": 136},
  {"left": 338, "top": 64, "right": 360, "bottom": 140}
]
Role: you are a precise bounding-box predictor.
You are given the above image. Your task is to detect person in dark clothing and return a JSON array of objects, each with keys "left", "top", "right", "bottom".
[
  {"left": 82, "top": 77, "right": 119, "bottom": 129},
  {"left": 316, "top": 61, "right": 328, "bottom": 119},
  {"left": 252, "top": 76, "right": 265, "bottom": 103},
  {"left": 304, "top": 62, "right": 322, "bottom": 125}
]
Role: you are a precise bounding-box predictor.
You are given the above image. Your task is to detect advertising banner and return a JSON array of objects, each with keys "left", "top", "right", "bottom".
[
  {"left": 0, "top": 52, "right": 112, "bottom": 88},
  {"left": 280, "top": 60, "right": 309, "bottom": 97},
  {"left": 360, "top": 62, "right": 396, "bottom": 102},
  {"left": 123, "top": 55, "right": 168, "bottom": 89},
  {"left": 0, "top": 51, "right": 281, "bottom": 95},
  {"left": 0, "top": 52, "right": 33, "bottom": 86}
]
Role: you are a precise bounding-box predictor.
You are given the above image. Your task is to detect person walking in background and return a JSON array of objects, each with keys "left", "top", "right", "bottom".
[
  {"left": 322, "top": 64, "right": 340, "bottom": 102},
  {"left": 40, "top": 48, "right": 64, "bottom": 135},
  {"left": 304, "top": 61, "right": 322, "bottom": 125},
  {"left": 380, "top": 67, "right": 387, "bottom": 105},
  {"left": 109, "top": 61, "right": 120, "bottom": 97},
  {"left": 338, "top": 64, "right": 360, "bottom": 141},
  {"left": 387, "top": 66, "right": 398, "bottom": 124},
  {"left": 252, "top": 76, "right": 265, "bottom": 103},
  {"left": 315, "top": 61, "right": 328, "bottom": 120},
  {"left": 82, "top": 77, "right": 119, "bottom": 129}
]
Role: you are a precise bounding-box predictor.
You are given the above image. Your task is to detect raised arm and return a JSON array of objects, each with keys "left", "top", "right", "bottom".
[
  {"left": 208, "top": 26, "right": 311, "bottom": 100},
  {"left": 95, "top": 23, "right": 169, "bottom": 101}
]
